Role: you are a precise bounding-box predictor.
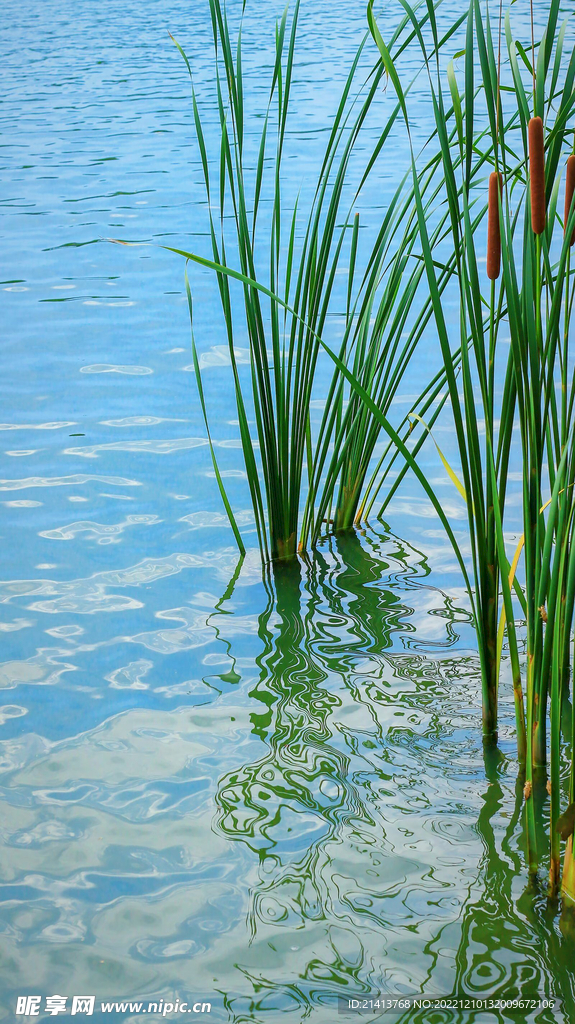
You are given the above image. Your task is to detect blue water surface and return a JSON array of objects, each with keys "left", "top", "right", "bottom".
[{"left": 2, "top": 0, "right": 575, "bottom": 1021}]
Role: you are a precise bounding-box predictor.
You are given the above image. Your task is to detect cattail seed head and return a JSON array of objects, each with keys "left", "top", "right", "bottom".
[
  {"left": 528, "top": 116, "right": 546, "bottom": 235},
  {"left": 565, "top": 154, "right": 575, "bottom": 245},
  {"left": 487, "top": 171, "right": 503, "bottom": 280}
]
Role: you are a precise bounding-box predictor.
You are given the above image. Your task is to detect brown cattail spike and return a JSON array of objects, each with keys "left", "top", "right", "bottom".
[
  {"left": 565, "top": 154, "right": 575, "bottom": 246},
  {"left": 528, "top": 116, "right": 546, "bottom": 235},
  {"left": 487, "top": 171, "right": 503, "bottom": 280}
]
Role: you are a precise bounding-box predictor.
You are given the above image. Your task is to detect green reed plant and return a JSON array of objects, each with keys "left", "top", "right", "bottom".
[
  {"left": 169, "top": 0, "right": 466, "bottom": 562},
  {"left": 304, "top": 148, "right": 465, "bottom": 543},
  {"left": 165, "top": 0, "right": 575, "bottom": 903},
  {"left": 365, "top": 0, "right": 575, "bottom": 898},
  {"left": 350, "top": 0, "right": 522, "bottom": 749}
]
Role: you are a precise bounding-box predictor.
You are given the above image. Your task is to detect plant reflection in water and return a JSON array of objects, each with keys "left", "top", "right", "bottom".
[{"left": 201, "top": 530, "right": 575, "bottom": 1020}]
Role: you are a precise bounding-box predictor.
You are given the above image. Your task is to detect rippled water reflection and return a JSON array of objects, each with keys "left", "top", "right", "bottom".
[
  {"left": 1, "top": 529, "right": 574, "bottom": 1021},
  {"left": 2, "top": 0, "right": 575, "bottom": 1020}
]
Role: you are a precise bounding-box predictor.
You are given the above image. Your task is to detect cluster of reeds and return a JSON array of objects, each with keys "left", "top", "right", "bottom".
[
  {"left": 364, "top": 0, "right": 575, "bottom": 904},
  {"left": 170, "top": 0, "right": 575, "bottom": 907},
  {"left": 170, "top": 0, "right": 472, "bottom": 561}
]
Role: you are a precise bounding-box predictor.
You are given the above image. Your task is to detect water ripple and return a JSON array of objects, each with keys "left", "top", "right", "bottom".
[
  {"left": 0, "top": 474, "right": 141, "bottom": 492},
  {"left": 0, "top": 422, "right": 77, "bottom": 432},
  {"left": 80, "top": 364, "right": 153, "bottom": 375},
  {"left": 39, "top": 515, "right": 161, "bottom": 542},
  {"left": 65, "top": 439, "right": 208, "bottom": 458}
]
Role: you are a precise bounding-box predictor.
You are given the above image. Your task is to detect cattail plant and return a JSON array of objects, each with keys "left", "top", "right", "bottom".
[{"left": 365, "top": 0, "right": 575, "bottom": 904}]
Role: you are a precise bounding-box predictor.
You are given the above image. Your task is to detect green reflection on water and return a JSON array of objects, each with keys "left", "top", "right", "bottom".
[{"left": 201, "top": 529, "right": 575, "bottom": 1022}]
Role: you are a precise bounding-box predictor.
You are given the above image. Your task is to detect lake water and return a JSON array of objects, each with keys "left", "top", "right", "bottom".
[{"left": 2, "top": 0, "right": 575, "bottom": 1021}]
